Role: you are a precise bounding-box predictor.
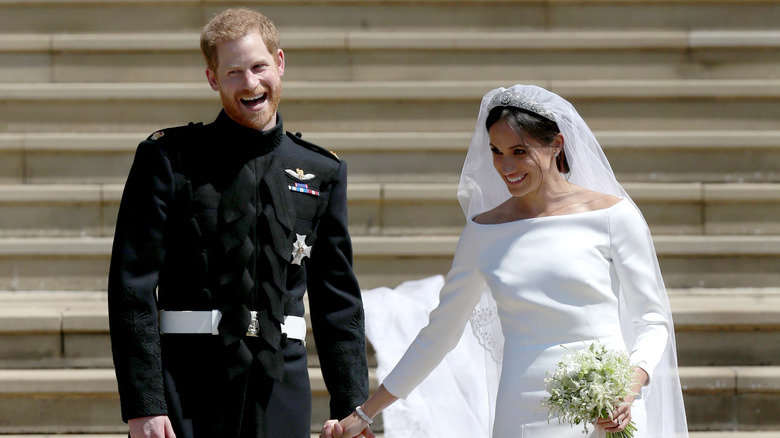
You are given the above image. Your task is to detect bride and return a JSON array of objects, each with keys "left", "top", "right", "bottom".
[{"left": 321, "top": 84, "right": 688, "bottom": 438}]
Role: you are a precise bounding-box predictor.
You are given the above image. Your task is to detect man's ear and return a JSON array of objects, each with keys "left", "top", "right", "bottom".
[
  {"left": 275, "top": 49, "right": 285, "bottom": 77},
  {"left": 206, "top": 68, "right": 219, "bottom": 91}
]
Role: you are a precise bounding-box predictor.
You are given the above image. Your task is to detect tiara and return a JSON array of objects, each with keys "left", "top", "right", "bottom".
[{"left": 486, "top": 89, "right": 556, "bottom": 123}]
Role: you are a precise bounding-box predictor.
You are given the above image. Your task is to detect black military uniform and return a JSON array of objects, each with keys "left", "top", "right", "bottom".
[{"left": 108, "top": 110, "right": 369, "bottom": 437}]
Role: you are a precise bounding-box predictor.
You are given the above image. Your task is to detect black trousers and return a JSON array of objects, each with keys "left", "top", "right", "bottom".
[{"left": 160, "top": 336, "right": 311, "bottom": 438}]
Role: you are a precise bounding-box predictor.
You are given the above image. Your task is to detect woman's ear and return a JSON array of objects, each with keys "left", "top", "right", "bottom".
[
  {"left": 553, "top": 133, "right": 570, "bottom": 173},
  {"left": 553, "top": 133, "right": 564, "bottom": 155}
]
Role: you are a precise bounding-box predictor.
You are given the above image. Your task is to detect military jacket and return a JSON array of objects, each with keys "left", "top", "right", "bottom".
[{"left": 108, "top": 111, "right": 369, "bottom": 423}]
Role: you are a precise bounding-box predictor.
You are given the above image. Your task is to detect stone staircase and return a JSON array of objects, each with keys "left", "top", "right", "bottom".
[{"left": 1, "top": 0, "right": 780, "bottom": 436}]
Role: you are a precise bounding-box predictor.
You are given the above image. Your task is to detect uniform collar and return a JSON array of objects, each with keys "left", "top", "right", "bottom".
[{"left": 213, "top": 110, "right": 285, "bottom": 154}]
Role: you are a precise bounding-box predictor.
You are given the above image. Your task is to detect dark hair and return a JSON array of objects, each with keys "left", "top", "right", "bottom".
[{"left": 485, "top": 106, "right": 570, "bottom": 173}]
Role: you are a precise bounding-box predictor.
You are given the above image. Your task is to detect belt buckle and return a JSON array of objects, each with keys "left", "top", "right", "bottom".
[{"left": 246, "top": 310, "right": 260, "bottom": 337}]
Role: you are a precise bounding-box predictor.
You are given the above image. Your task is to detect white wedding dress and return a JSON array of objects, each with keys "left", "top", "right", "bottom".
[{"left": 378, "top": 199, "right": 670, "bottom": 438}]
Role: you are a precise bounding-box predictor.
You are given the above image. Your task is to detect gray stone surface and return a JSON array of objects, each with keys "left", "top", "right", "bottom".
[{"left": 1, "top": 0, "right": 779, "bottom": 434}]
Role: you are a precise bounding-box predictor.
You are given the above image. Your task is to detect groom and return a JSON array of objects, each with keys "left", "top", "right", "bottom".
[{"left": 108, "top": 8, "right": 369, "bottom": 438}]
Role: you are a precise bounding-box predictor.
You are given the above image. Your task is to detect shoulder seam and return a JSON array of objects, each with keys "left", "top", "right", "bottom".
[
  {"left": 285, "top": 131, "right": 340, "bottom": 162},
  {"left": 146, "top": 122, "right": 203, "bottom": 143}
]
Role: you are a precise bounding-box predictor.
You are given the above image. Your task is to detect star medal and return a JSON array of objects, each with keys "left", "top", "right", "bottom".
[
  {"left": 291, "top": 234, "right": 312, "bottom": 265},
  {"left": 247, "top": 310, "right": 260, "bottom": 337}
]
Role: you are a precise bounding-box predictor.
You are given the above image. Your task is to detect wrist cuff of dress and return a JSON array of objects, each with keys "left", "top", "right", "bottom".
[{"left": 355, "top": 406, "right": 373, "bottom": 425}]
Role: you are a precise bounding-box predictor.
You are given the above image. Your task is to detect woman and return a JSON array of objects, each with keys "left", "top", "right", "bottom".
[{"left": 322, "top": 85, "right": 688, "bottom": 438}]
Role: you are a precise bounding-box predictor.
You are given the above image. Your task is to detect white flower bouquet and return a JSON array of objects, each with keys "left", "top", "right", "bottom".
[{"left": 542, "top": 342, "right": 639, "bottom": 437}]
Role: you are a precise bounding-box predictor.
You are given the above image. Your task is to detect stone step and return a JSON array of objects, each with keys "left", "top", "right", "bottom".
[
  {"left": 0, "top": 436, "right": 380, "bottom": 438},
  {"left": 351, "top": 234, "right": 780, "bottom": 289},
  {"left": 0, "top": 434, "right": 778, "bottom": 438},
  {"left": 0, "top": 291, "right": 112, "bottom": 369},
  {"left": 0, "top": 288, "right": 778, "bottom": 368},
  {"left": 691, "top": 434, "right": 780, "bottom": 438},
  {"left": 0, "top": 366, "right": 777, "bottom": 433},
  {"left": 3, "top": 434, "right": 780, "bottom": 438},
  {"left": 2, "top": 130, "right": 779, "bottom": 184},
  {"left": 0, "top": 436, "right": 378, "bottom": 438},
  {"left": 0, "top": 290, "right": 375, "bottom": 370},
  {"left": 0, "top": 436, "right": 128, "bottom": 438},
  {"left": 1, "top": 436, "right": 369, "bottom": 438},
  {"left": 0, "top": 182, "right": 779, "bottom": 238},
  {"left": 36, "top": 428, "right": 780, "bottom": 437},
  {"left": 669, "top": 288, "right": 780, "bottom": 366},
  {"left": 0, "top": 0, "right": 778, "bottom": 34},
  {"left": 0, "top": 234, "right": 778, "bottom": 290},
  {"left": 681, "top": 366, "right": 780, "bottom": 431},
  {"left": 2, "top": 80, "right": 780, "bottom": 133},
  {"left": 3, "top": 30, "right": 779, "bottom": 83},
  {"left": 0, "top": 436, "right": 360, "bottom": 438},
  {"left": 0, "top": 367, "right": 382, "bottom": 434}
]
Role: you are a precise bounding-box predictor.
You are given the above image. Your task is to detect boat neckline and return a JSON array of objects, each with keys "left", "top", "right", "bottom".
[{"left": 469, "top": 198, "right": 628, "bottom": 226}]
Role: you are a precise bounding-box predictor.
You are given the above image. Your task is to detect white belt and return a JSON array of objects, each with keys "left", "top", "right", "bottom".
[{"left": 159, "top": 310, "right": 307, "bottom": 342}]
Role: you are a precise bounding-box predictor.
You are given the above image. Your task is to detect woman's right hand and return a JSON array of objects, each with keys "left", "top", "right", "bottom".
[
  {"left": 321, "top": 384, "right": 396, "bottom": 438},
  {"left": 340, "top": 412, "right": 376, "bottom": 438},
  {"left": 129, "top": 415, "right": 176, "bottom": 438}
]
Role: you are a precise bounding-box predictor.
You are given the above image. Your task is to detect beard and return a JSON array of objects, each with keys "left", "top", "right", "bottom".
[{"left": 221, "top": 84, "right": 282, "bottom": 131}]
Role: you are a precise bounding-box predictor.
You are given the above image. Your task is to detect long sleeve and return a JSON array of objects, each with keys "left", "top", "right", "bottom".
[
  {"left": 382, "top": 223, "right": 486, "bottom": 399},
  {"left": 107, "top": 140, "right": 175, "bottom": 421},
  {"left": 306, "top": 160, "right": 369, "bottom": 419},
  {"left": 608, "top": 202, "right": 671, "bottom": 381}
]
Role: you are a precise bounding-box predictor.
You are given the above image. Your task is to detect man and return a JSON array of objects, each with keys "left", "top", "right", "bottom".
[{"left": 108, "top": 8, "right": 369, "bottom": 438}]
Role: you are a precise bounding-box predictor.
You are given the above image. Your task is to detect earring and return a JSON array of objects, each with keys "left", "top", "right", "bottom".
[{"left": 555, "top": 151, "right": 560, "bottom": 157}]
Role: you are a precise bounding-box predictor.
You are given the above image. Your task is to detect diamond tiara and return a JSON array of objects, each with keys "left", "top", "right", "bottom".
[{"left": 486, "top": 89, "right": 556, "bottom": 123}]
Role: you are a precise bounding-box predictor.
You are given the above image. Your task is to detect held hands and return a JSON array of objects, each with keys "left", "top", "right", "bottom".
[
  {"left": 322, "top": 385, "right": 396, "bottom": 438},
  {"left": 320, "top": 413, "right": 375, "bottom": 438},
  {"left": 129, "top": 415, "right": 176, "bottom": 438}
]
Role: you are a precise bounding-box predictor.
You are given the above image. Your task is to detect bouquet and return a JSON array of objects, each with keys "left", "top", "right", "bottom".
[{"left": 542, "top": 342, "right": 639, "bottom": 437}]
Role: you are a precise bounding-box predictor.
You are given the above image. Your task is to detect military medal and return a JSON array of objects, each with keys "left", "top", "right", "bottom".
[
  {"left": 285, "top": 168, "right": 315, "bottom": 181},
  {"left": 291, "top": 234, "right": 312, "bottom": 265},
  {"left": 247, "top": 310, "right": 260, "bottom": 337},
  {"left": 288, "top": 182, "right": 320, "bottom": 197}
]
